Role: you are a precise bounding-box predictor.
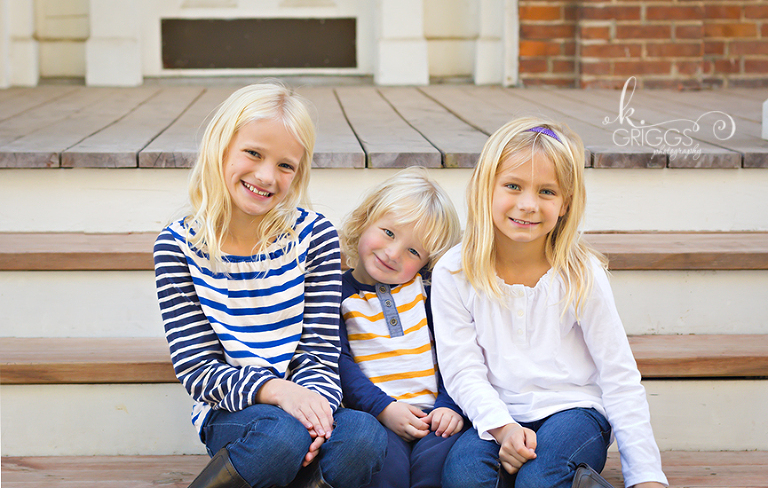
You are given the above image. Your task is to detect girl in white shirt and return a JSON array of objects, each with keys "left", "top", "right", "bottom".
[{"left": 431, "top": 116, "right": 667, "bottom": 488}]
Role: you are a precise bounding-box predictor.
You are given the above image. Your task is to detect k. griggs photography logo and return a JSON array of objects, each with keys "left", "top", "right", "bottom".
[{"left": 603, "top": 77, "right": 736, "bottom": 161}]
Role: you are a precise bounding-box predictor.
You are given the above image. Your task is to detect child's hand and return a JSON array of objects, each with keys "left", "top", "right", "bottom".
[
  {"left": 302, "top": 435, "right": 325, "bottom": 467},
  {"left": 490, "top": 422, "right": 537, "bottom": 475},
  {"left": 256, "top": 378, "right": 334, "bottom": 440},
  {"left": 377, "top": 401, "right": 430, "bottom": 441},
  {"left": 424, "top": 407, "right": 464, "bottom": 437}
]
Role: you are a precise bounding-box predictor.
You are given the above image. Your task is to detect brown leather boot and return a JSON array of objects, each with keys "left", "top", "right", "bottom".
[{"left": 188, "top": 447, "right": 251, "bottom": 488}]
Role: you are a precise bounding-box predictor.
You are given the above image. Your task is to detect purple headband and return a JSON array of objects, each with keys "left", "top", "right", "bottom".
[{"left": 527, "top": 126, "right": 562, "bottom": 143}]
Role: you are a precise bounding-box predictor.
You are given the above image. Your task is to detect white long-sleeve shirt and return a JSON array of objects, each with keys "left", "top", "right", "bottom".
[{"left": 431, "top": 245, "right": 667, "bottom": 487}]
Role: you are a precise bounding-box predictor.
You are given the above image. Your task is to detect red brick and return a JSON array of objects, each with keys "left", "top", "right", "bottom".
[
  {"left": 552, "top": 60, "right": 576, "bottom": 73},
  {"left": 580, "top": 61, "right": 612, "bottom": 76},
  {"left": 579, "top": 25, "right": 611, "bottom": 40},
  {"left": 744, "top": 59, "right": 768, "bottom": 73},
  {"left": 675, "top": 24, "right": 704, "bottom": 40},
  {"left": 519, "top": 58, "right": 549, "bottom": 73},
  {"left": 646, "top": 42, "right": 703, "bottom": 58},
  {"left": 580, "top": 78, "right": 629, "bottom": 89},
  {"left": 563, "top": 4, "right": 578, "bottom": 21},
  {"left": 521, "top": 77, "right": 576, "bottom": 88},
  {"left": 730, "top": 78, "right": 768, "bottom": 88},
  {"left": 563, "top": 40, "right": 577, "bottom": 56},
  {"left": 763, "top": 24, "right": 768, "bottom": 37},
  {"left": 704, "top": 5, "right": 742, "bottom": 20},
  {"left": 704, "top": 23, "right": 758, "bottom": 38},
  {"left": 519, "top": 40, "right": 562, "bottom": 57},
  {"left": 745, "top": 5, "right": 768, "bottom": 20},
  {"left": 581, "top": 43, "right": 642, "bottom": 58},
  {"left": 521, "top": 24, "right": 576, "bottom": 40},
  {"left": 616, "top": 24, "right": 672, "bottom": 40},
  {"left": 730, "top": 40, "right": 768, "bottom": 55},
  {"left": 714, "top": 58, "right": 742, "bottom": 74},
  {"left": 704, "top": 41, "right": 725, "bottom": 55},
  {"left": 580, "top": 6, "right": 641, "bottom": 21},
  {"left": 702, "top": 60, "right": 714, "bottom": 75},
  {"left": 519, "top": 5, "right": 562, "bottom": 21},
  {"left": 613, "top": 60, "right": 673, "bottom": 76},
  {"left": 676, "top": 60, "right": 703, "bottom": 76},
  {"left": 646, "top": 6, "right": 703, "bottom": 21}
]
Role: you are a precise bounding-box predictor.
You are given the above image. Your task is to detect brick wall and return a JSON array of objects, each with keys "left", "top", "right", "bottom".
[{"left": 518, "top": 0, "right": 768, "bottom": 88}]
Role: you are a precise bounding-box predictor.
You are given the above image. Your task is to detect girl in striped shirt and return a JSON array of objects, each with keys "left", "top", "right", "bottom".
[
  {"left": 338, "top": 167, "right": 466, "bottom": 488},
  {"left": 154, "top": 83, "right": 386, "bottom": 488}
]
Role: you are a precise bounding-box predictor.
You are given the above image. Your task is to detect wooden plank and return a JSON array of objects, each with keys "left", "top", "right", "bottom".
[
  {"left": 552, "top": 88, "right": 741, "bottom": 169},
  {"left": 419, "top": 85, "right": 514, "bottom": 135},
  {"left": 0, "top": 86, "right": 80, "bottom": 123},
  {"left": 0, "top": 232, "right": 157, "bottom": 271},
  {"left": 335, "top": 86, "right": 441, "bottom": 168},
  {"left": 4, "top": 452, "right": 768, "bottom": 488},
  {"left": 3, "top": 232, "right": 768, "bottom": 271},
  {"left": 635, "top": 89, "right": 768, "bottom": 168},
  {"left": 139, "top": 88, "right": 233, "bottom": 168},
  {"left": 0, "top": 87, "right": 160, "bottom": 168},
  {"left": 628, "top": 334, "right": 768, "bottom": 378},
  {"left": 0, "top": 337, "right": 177, "bottom": 384},
  {"left": 378, "top": 87, "right": 487, "bottom": 168},
  {"left": 3, "top": 334, "right": 768, "bottom": 384},
  {"left": 61, "top": 87, "right": 205, "bottom": 168},
  {"left": 299, "top": 87, "right": 365, "bottom": 168},
  {"left": 585, "top": 232, "right": 768, "bottom": 270}
]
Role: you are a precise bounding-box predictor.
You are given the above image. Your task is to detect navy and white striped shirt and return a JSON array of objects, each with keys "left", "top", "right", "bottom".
[{"left": 154, "top": 208, "right": 343, "bottom": 438}]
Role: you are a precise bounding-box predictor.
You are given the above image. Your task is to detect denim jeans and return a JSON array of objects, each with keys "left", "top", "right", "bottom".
[
  {"left": 202, "top": 404, "right": 387, "bottom": 488},
  {"left": 443, "top": 408, "right": 612, "bottom": 488},
  {"left": 365, "top": 422, "right": 469, "bottom": 488}
]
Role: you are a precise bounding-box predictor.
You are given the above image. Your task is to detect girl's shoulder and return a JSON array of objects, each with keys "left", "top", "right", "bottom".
[{"left": 433, "top": 243, "right": 463, "bottom": 272}]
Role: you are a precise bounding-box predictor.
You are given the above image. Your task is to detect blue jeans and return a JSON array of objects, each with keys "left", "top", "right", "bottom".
[
  {"left": 365, "top": 423, "right": 469, "bottom": 488},
  {"left": 202, "top": 404, "right": 387, "bottom": 488},
  {"left": 443, "top": 408, "right": 612, "bottom": 488}
]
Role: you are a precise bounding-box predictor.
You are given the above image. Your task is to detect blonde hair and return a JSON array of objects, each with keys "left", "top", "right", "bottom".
[
  {"left": 340, "top": 166, "right": 461, "bottom": 272},
  {"left": 462, "top": 116, "right": 605, "bottom": 318},
  {"left": 185, "top": 82, "right": 315, "bottom": 266}
]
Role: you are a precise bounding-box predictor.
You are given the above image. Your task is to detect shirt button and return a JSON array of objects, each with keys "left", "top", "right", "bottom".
[
  {"left": 385, "top": 300, "right": 392, "bottom": 307},
  {"left": 390, "top": 318, "right": 398, "bottom": 326},
  {"left": 378, "top": 285, "right": 387, "bottom": 293},
  {"left": 517, "top": 309, "right": 524, "bottom": 317}
]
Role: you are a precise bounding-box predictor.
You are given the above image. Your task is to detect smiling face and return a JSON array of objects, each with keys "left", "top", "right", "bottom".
[
  {"left": 352, "top": 213, "right": 430, "bottom": 286},
  {"left": 491, "top": 151, "right": 566, "bottom": 253},
  {"left": 223, "top": 117, "right": 305, "bottom": 229}
]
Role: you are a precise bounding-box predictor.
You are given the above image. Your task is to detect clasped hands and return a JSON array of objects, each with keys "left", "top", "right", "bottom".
[
  {"left": 377, "top": 401, "right": 464, "bottom": 442},
  {"left": 256, "top": 379, "right": 334, "bottom": 467}
]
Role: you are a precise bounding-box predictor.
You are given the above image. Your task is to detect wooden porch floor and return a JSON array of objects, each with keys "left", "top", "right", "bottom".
[
  {"left": 3, "top": 451, "right": 768, "bottom": 487},
  {"left": 0, "top": 82, "right": 766, "bottom": 170}
]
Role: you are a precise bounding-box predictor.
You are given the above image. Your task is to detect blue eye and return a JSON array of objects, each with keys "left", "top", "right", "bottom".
[
  {"left": 245, "top": 150, "right": 261, "bottom": 159},
  {"left": 506, "top": 183, "right": 520, "bottom": 191},
  {"left": 279, "top": 162, "right": 295, "bottom": 171},
  {"left": 408, "top": 248, "right": 421, "bottom": 258},
  {"left": 383, "top": 229, "right": 394, "bottom": 238},
  {"left": 541, "top": 188, "right": 556, "bottom": 196}
]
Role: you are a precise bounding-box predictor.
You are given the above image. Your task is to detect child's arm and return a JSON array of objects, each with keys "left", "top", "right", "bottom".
[
  {"left": 581, "top": 260, "right": 668, "bottom": 486},
  {"left": 430, "top": 256, "right": 517, "bottom": 441},
  {"left": 155, "top": 229, "right": 282, "bottom": 412},
  {"left": 286, "top": 217, "right": 344, "bottom": 410}
]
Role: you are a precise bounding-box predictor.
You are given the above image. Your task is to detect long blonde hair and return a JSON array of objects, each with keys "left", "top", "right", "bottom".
[
  {"left": 185, "top": 82, "right": 315, "bottom": 266},
  {"left": 462, "top": 116, "right": 605, "bottom": 318},
  {"left": 340, "top": 167, "right": 461, "bottom": 272}
]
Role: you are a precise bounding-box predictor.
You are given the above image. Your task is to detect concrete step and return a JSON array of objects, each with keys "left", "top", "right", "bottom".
[{"left": 2, "top": 268, "right": 766, "bottom": 337}]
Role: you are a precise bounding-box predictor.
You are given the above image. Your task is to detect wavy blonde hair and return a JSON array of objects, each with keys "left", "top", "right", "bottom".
[
  {"left": 340, "top": 166, "right": 461, "bottom": 272},
  {"left": 462, "top": 116, "right": 605, "bottom": 318},
  {"left": 185, "top": 82, "right": 315, "bottom": 267}
]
